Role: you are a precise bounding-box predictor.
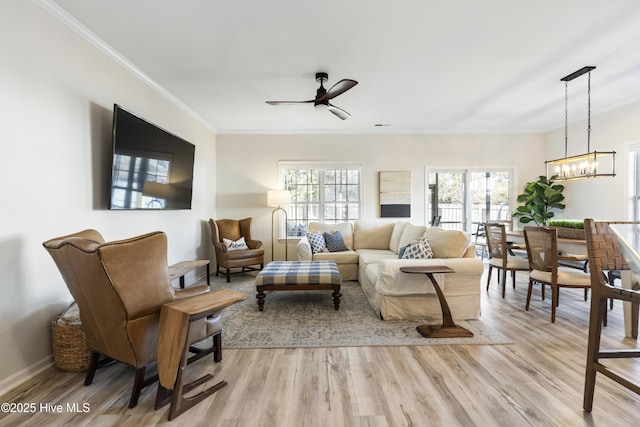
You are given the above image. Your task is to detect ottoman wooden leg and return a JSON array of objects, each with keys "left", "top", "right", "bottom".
[
  {"left": 332, "top": 286, "right": 342, "bottom": 310},
  {"left": 256, "top": 288, "right": 266, "bottom": 311}
]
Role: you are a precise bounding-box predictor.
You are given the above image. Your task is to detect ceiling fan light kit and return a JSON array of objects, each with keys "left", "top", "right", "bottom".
[
  {"left": 545, "top": 66, "right": 616, "bottom": 181},
  {"left": 266, "top": 72, "right": 358, "bottom": 120}
]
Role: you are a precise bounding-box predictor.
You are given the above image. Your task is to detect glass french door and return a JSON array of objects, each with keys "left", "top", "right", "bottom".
[{"left": 427, "top": 169, "right": 512, "bottom": 233}]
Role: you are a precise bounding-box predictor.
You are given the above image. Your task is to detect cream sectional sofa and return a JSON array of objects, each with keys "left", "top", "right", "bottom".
[{"left": 297, "top": 221, "right": 484, "bottom": 320}]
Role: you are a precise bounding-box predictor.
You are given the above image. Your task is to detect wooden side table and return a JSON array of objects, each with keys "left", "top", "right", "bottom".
[
  {"left": 400, "top": 265, "right": 473, "bottom": 338},
  {"left": 169, "top": 259, "right": 210, "bottom": 288},
  {"left": 156, "top": 289, "right": 248, "bottom": 420}
]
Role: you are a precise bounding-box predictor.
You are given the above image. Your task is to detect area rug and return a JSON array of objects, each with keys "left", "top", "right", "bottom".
[{"left": 210, "top": 274, "right": 512, "bottom": 349}]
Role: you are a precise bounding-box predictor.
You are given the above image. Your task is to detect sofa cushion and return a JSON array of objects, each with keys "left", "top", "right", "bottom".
[
  {"left": 307, "top": 232, "right": 326, "bottom": 254},
  {"left": 356, "top": 248, "right": 398, "bottom": 266},
  {"left": 389, "top": 222, "right": 409, "bottom": 253},
  {"left": 399, "top": 237, "right": 433, "bottom": 259},
  {"left": 398, "top": 224, "right": 427, "bottom": 250},
  {"left": 324, "top": 231, "right": 348, "bottom": 252},
  {"left": 423, "top": 227, "right": 471, "bottom": 258},
  {"left": 313, "top": 250, "right": 359, "bottom": 264},
  {"left": 354, "top": 221, "right": 395, "bottom": 250},
  {"left": 309, "top": 222, "right": 354, "bottom": 250}
]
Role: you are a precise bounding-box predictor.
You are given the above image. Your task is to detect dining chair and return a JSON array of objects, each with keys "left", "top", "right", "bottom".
[
  {"left": 473, "top": 222, "right": 488, "bottom": 260},
  {"left": 523, "top": 226, "right": 591, "bottom": 323},
  {"left": 485, "top": 222, "right": 529, "bottom": 298},
  {"left": 582, "top": 219, "right": 640, "bottom": 412}
]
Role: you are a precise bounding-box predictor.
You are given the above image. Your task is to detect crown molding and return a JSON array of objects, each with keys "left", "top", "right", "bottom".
[{"left": 32, "top": 0, "right": 217, "bottom": 133}]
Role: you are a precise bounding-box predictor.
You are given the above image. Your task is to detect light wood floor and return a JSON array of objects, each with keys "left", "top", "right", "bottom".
[{"left": 2, "top": 269, "right": 639, "bottom": 427}]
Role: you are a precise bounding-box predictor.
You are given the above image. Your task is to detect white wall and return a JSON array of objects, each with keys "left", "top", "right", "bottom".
[
  {"left": 544, "top": 100, "right": 640, "bottom": 221},
  {"left": 0, "top": 1, "right": 216, "bottom": 392},
  {"left": 216, "top": 132, "right": 546, "bottom": 260}
]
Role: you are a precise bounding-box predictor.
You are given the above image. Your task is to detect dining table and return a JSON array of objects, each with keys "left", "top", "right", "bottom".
[
  {"left": 608, "top": 224, "right": 640, "bottom": 338},
  {"left": 505, "top": 229, "right": 587, "bottom": 256}
]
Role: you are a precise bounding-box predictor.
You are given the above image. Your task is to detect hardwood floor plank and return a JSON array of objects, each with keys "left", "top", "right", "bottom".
[{"left": 1, "top": 269, "right": 639, "bottom": 426}]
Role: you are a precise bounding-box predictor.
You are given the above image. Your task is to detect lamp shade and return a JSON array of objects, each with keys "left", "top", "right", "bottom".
[{"left": 267, "top": 190, "right": 291, "bottom": 207}]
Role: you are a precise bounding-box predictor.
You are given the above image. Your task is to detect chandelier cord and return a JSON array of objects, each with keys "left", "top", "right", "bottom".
[
  {"left": 587, "top": 71, "right": 591, "bottom": 153},
  {"left": 564, "top": 81, "right": 568, "bottom": 158}
]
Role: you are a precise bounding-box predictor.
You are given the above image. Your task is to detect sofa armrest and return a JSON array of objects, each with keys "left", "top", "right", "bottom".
[
  {"left": 375, "top": 257, "right": 484, "bottom": 296},
  {"left": 297, "top": 236, "right": 313, "bottom": 261}
]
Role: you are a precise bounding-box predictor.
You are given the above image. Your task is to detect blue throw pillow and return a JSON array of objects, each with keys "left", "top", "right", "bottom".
[
  {"left": 400, "top": 236, "right": 434, "bottom": 259},
  {"left": 398, "top": 244, "right": 408, "bottom": 259},
  {"left": 323, "top": 231, "right": 348, "bottom": 252},
  {"left": 307, "top": 232, "right": 326, "bottom": 254}
]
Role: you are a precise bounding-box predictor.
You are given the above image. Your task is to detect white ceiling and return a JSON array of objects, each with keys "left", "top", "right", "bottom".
[{"left": 46, "top": 0, "right": 640, "bottom": 134}]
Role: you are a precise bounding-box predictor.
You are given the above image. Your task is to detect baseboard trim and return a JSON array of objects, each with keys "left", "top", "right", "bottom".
[{"left": 0, "top": 356, "right": 55, "bottom": 398}]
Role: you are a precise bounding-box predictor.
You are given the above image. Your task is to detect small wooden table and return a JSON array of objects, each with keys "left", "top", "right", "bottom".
[
  {"left": 169, "top": 260, "right": 210, "bottom": 288},
  {"left": 157, "top": 289, "right": 248, "bottom": 420},
  {"left": 400, "top": 266, "right": 473, "bottom": 338}
]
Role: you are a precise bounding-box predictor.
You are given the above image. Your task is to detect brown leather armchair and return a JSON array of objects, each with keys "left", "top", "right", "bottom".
[
  {"left": 43, "top": 229, "right": 222, "bottom": 408},
  {"left": 209, "top": 218, "right": 264, "bottom": 282}
]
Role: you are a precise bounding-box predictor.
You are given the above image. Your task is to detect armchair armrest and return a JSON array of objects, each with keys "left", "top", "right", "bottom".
[
  {"left": 246, "top": 239, "right": 262, "bottom": 249},
  {"left": 212, "top": 240, "right": 227, "bottom": 253},
  {"left": 174, "top": 285, "right": 210, "bottom": 299}
]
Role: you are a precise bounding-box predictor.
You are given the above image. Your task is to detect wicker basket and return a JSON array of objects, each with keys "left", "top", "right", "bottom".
[{"left": 51, "top": 303, "right": 91, "bottom": 372}]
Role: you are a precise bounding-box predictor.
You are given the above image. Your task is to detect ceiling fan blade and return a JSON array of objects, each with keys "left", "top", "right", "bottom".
[
  {"left": 320, "top": 79, "right": 358, "bottom": 101},
  {"left": 266, "top": 100, "right": 314, "bottom": 105},
  {"left": 328, "top": 103, "right": 351, "bottom": 120}
]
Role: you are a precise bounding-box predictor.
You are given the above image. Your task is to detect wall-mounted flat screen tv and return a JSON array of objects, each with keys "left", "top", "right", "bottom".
[{"left": 108, "top": 104, "right": 195, "bottom": 210}]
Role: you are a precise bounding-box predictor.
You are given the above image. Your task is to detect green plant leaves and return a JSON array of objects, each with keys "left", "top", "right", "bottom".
[{"left": 512, "top": 175, "right": 565, "bottom": 226}]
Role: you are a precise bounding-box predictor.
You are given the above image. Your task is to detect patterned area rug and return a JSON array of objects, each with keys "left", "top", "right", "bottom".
[{"left": 210, "top": 274, "right": 512, "bottom": 348}]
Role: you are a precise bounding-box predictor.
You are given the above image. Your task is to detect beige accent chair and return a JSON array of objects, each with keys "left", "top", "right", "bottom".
[
  {"left": 43, "top": 229, "right": 222, "bottom": 408},
  {"left": 523, "top": 226, "right": 590, "bottom": 323},
  {"left": 209, "top": 218, "right": 264, "bottom": 282},
  {"left": 485, "top": 222, "right": 529, "bottom": 298},
  {"left": 583, "top": 219, "right": 640, "bottom": 412}
]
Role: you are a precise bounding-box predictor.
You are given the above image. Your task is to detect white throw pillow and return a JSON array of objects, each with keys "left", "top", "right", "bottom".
[{"left": 223, "top": 237, "right": 249, "bottom": 251}]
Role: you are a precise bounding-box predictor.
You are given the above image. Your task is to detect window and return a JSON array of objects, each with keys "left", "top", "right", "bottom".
[
  {"left": 426, "top": 168, "right": 512, "bottom": 232},
  {"left": 279, "top": 162, "right": 361, "bottom": 237}
]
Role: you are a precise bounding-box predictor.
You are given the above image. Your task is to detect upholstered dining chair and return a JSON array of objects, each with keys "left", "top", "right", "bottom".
[
  {"left": 523, "top": 226, "right": 591, "bottom": 323},
  {"left": 209, "top": 218, "right": 264, "bottom": 282},
  {"left": 43, "top": 229, "right": 223, "bottom": 408},
  {"left": 583, "top": 219, "right": 640, "bottom": 412},
  {"left": 485, "top": 222, "right": 529, "bottom": 298}
]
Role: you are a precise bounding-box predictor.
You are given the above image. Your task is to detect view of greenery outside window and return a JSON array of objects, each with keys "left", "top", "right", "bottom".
[
  {"left": 280, "top": 163, "right": 361, "bottom": 237},
  {"left": 427, "top": 169, "right": 511, "bottom": 232}
]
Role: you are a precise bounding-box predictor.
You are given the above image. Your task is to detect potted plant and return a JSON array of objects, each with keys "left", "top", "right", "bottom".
[{"left": 512, "top": 175, "right": 565, "bottom": 226}]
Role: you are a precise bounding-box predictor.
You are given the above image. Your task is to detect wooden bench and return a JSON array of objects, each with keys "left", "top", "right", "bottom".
[{"left": 169, "top": 260, "right": 210, "bottom": 288}]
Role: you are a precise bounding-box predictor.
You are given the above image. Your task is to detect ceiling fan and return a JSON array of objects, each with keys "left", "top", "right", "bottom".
[{"left": 266, "top": 72, "right": 358, "bottom": 120}]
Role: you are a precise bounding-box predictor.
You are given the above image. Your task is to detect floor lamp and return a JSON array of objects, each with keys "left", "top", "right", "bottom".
[{"left": 267, "top": 190, "right": 291, "bottom": 261}]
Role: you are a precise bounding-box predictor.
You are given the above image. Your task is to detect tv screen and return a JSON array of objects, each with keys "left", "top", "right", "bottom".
[{"left": 108, "top": 104, "right": 195, "bottom": 210}]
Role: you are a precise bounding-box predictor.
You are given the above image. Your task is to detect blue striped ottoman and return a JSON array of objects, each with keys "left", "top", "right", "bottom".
[{"left": 255, "top": 261, "right": 342, "bottom": 311}]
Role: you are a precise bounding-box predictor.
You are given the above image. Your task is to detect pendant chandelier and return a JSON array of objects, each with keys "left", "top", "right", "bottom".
[{"left": 545, "top": 66, "right": 616, "bottom": 181}]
